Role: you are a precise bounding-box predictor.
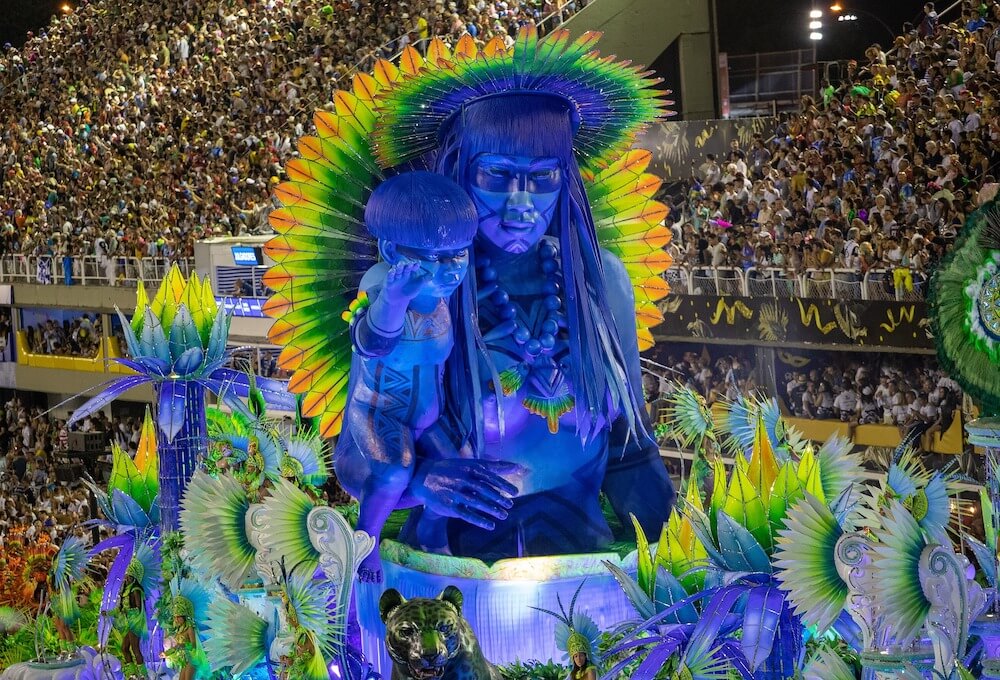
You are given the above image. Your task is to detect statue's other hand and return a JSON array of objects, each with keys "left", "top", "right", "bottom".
[{"left": 410, "top": 459, "right": 521, "bottom": 530}]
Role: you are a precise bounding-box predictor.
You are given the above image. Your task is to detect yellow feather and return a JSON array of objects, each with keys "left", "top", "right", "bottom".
[
  {"left": 635, "top": 301, "right": 664, "bottom": 327},
  {"left": 352, "top": 72, "right": 380, "bottom": 102},
  {"left": 318, "top": 411, "right": 345, "bottom": 438},
  {"left": 134, "top": 408, "right": 158, "bottom": 478},
  {"left": 262, "top": 295, "right": 296, "bottom": 317},
  {"left": 636, "top": 327, "right": 654, "bottom": 351},
  {"left": 483, "top": 36, "right": 507, "bottom": 57},
  {"left": 167, "top": 265, "right": 186, "bottom": 304},
  {"left": 332, "top": 91, "right": 375, "bottom": 130},
  {"left": 400, "top": 46, "right": 424, "bottom": 75},
  {"left": 633, "top": 277, "right": 670, "bottom": 303},
  {"left": 373, "top": 59, "right": 400, "bottom": 87},
  {"left": 453, "top": 34, "right": 478, "bottom": 61},
  {"left": 748, "top": 416, "right": 780, "bottom": 506},
  {"left": 426, "top": 39, "right": 451, "bottom": 66},
  {"left": 313, "top": 111, "right": 342, "bottom": 140},
  {"left": 622, "top": 251, "right": 674, "bottom": 276}
]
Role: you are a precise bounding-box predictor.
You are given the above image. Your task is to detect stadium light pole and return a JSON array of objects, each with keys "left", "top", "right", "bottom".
[
  {"left": 809, "top": 7, "right": 824, "bottom": 41},
  {"left": 830, "top": 5, "right": 896, "bottom": 42}
]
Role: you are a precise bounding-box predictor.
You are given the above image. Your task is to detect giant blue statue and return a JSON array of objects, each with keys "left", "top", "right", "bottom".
[
  {"left": 262, "top": 24, "right": 677, "bottom": 667},
  {"left": 263, "top": 25, "right": 676, "bottom": 566}
]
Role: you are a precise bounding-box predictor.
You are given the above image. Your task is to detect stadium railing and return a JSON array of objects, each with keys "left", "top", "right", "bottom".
[
  {"left": 0, "top": 255, "right": 194, "bottom": 288},
  {"left": 665, "top": 265, "right": 929, "bottom": 301}
]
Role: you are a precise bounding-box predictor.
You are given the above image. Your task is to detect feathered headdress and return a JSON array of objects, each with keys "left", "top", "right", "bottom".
[
  {"left": 530, "top": 582, "right": 600, "bottom": 666},
  {"left": 50, "top": 535, "right": 89, "bottom": 589},
  {"left": 929, "top": 202, "right": 1000, "bottom": 414},
  {"left": 370, "top": 28, "right": 672, "bottom": 172},
  {"left": 179, "top": 470, "right": 257, "bottom": 590},
  {"left": 264, "top": 25, "right": 675, "bottom": 437}
]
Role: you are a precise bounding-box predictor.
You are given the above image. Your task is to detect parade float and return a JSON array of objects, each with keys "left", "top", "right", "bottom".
[{"left": 4, "top": 22, "right": 1000, "bottom": 680}]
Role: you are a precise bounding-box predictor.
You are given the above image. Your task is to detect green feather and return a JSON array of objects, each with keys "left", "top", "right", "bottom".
[
  {"left": 816, "top": 434, "right": 863, "bottom": 502},
  {"left": 871, "top": 501, "right": 931, "bottom": 644},
  {"left": 929, "top": 204, "right": 1000, "bottom": 414},
  {"left": 802, "top": 648, "right": 856, "bottom": 680},
  {"left": 659, "top": 384, "right": 715, "bottom": 451},
  {"left": 51, "top": 536, "right": 89, "bottom": 587},
  {"left": 258, "top": 478, "right": 320, "bottom": 574},
  {"left": 0, "top": 607, "right": 27, "bottom": 634},
  {"left": 774, "top": 494, "right": 847, "bottom": 632},
  {"left": 203, "top": 598, "right": 270, "bottom": 676},
  {"left": 522, "top": 394, "right": 575, "bottom": 434},
  {"left": 180, "top": 471, "right": 257, "bottom": 590},
  {"left": 282, "top": 572, "right": 342, "bottom": 661}
]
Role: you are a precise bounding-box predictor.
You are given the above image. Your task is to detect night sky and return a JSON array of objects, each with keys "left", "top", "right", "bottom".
[
  {"left": 0, "top": 0, "right": 67, "bottom": 47},
  {"left": 717, "top": 0, "right": 928, "bottom": 59}
]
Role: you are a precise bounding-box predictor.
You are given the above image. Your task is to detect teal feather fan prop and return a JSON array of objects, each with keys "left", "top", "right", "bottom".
[
  {"left": 179, "top": 470, "right": 257, "bottom": 589},
  {"left": 203, "top": 597, "right": 271, "bottom": 676},
  {"left": 929, "top": 202, "right": 1000, "bottom": 414}
]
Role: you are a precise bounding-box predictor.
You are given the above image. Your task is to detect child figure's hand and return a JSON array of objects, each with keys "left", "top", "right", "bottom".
[{"left": 383, "top": 258, "right": 429, "bottom": 303}]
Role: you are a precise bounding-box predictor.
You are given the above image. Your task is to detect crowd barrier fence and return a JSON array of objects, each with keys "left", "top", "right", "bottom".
[
  {"left": 666, "top": 265, "right": 929, "bottom": 302},
  {"left": 0, "top": 255, "right": 195, "bottom": 289}
]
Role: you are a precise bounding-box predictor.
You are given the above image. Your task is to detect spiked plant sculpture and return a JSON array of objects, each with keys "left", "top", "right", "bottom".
[
  {"left": 68, "top": 267, "right": 226, "bottom": 531},
  {"left": 84, "top": 409, "right": 163, "bottom": 653},
  {"left": 69, "top": 265, "right": 296, "bottom": 531},
  {"left": 605, "top": 384, "right": 867, "bottom": 679}
]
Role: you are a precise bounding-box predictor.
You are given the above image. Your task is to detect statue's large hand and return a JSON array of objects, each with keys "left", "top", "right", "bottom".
[{"left": 410, "top": 459, "right": 521, "bottom": 530}]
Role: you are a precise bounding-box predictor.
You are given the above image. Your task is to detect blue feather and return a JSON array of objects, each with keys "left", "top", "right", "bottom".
[
  {"left": 653, "top": 567, "right": 699, "bottom": 624},
  {"left": 168, "top": 305, "right": 202, "bottom": 363},
  {"left": 741, "top": 586, "right": 785, "bottom": 671},
  {"left": 157, "top": 380, "right": 188, "bottom": 442},
  {"left": 716, "top": 512, "right": 772, "bottom": 573},
  {"left": 111, "top": 489, "right": 153, "bottom": 532}
]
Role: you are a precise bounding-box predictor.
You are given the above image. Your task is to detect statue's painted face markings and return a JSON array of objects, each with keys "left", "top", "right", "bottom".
[{"left": 469, "top": 154, "right": 562, "bottom": 255}]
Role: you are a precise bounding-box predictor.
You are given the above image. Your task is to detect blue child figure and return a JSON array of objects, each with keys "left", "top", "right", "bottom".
[{"left": 345, "top": 171, "right": 518, "bottom": 582}]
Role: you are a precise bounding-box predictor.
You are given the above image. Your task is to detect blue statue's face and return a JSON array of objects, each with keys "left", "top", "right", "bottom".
[
  {"left": 469, "top": 153, "right": 562, "bottom": 254},
  {"left": 393, "top": 243, "right": 471, "bottom": 297}
]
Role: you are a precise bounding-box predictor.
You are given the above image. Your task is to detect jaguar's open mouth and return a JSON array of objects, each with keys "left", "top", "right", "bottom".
[{"left": 408, "top": 664, "right": 445, "bottom": 680}]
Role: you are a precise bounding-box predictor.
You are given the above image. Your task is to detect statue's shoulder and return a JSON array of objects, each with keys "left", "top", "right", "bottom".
[
  {"left": 359, "top": 261, "right": 390, "bottom": 293},
  {"left": 598, "top": 247, "right": 632, "bottom": 299}
]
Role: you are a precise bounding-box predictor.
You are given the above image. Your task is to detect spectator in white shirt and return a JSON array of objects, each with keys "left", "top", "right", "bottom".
[{"left": 834, "top": 383, "right": 859, "bottom": 421}]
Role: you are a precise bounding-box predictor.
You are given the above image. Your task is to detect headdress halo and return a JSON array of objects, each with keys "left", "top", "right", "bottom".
[{"left": 371, "top": 25, "right": 674, "bottom": 172}]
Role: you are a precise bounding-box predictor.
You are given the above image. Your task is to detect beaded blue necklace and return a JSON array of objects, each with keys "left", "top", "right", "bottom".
[{"left": 477, "top": 241, "right": 574, "bottom": 433}]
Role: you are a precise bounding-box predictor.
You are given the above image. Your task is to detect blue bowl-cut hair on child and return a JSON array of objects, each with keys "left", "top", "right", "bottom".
[{"left": 364, "top": 171, "right": 478, "bottom": 249}]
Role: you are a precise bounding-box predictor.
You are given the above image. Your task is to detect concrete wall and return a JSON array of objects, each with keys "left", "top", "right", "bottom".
[
  {"left": 15, "top": 364, "right": 155, "bottom": 407},
  {"left": 563, "top": 0, "right": 717, "bottom": 119},
  {"left": 7, "top": 280, "right": 272, "bottom": 405},
  {"left": 14, "top": 283, "right": 137, "bottom": 312}
]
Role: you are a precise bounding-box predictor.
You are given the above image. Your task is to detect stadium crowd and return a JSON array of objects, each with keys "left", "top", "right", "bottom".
[
  {"left": 22, "top": 313, "right": 103, "bottom": 357},
  {"left": 0, "top": 0, "right": 581, "bottom": 287},
  {"left": 0, "top": 397, "right": 99, "bottom": 552},
  {"left": 644, "top": 347, "right": 761, "bottom": 407},
  {"left": 669, "top": 0, "right": 1000, "bottom": 298},
  {"left": 782, "top": 353, "right": 963, "bottom": 432},
  {"left": 642, "top": 344, "right": 966, "bottom": 437}
]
